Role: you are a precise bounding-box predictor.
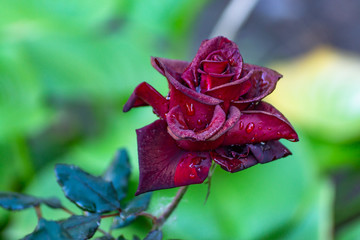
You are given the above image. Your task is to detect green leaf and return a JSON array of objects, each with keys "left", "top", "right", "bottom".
[
  {"left": 22, "top": 219, "right": 72, "bottom": 240},
  {"left": 103, "top": 149, "right": 131, "bottom": 201},
  {"left": 0, "top": 192, "right": 40, "bottom": 210},
  {"left": 144, "top": 230, "right": 162, "bottom": 240},
  {"left": 122, "top": 193, "right": 152, "bottom": 217},
  {"left": 55, "top": 164, "right": 121, "bottom": 213},
  {"left": 60, "top": 215, "right": 100, "bottom": 239},
  {"left": 41, "top": 197, "right": 64, "bottom": 210},
  {"left": 111, "top": 193, "right": 152, "bottom": 229}
]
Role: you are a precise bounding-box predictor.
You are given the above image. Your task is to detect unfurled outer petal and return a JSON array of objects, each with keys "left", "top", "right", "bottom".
[
  {"left": 232, "top": 64, "right": 282, "bottom": 109},
  {"left": 153, "top": 57, "right": 222, "bottom": 130},
  {"left": 151, "top": 57, "right": 189, "bottom": 78},
  {"left": 135, "top": 120, "right": 211, "bottom": 195},
  {"left": 223, "top": 102, "right": 298, "bottom": 145},
  {"left": 248, "top": 140, "right": 291, "bottom": 164},
  {"left": 123, "top": 82, "right": 168, "bottom": 119},
  {"left": 211, "top": 140, "right": 291, "bottom": 173},
  {"left": 182, "top": 36, "right": 243, "bottom": 89}
]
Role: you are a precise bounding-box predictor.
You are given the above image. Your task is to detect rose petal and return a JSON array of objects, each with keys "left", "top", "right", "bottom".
[
  {"left": 150, "top": 57, "right": 189, "bottom": 78},
  {"left": 223, "top": 102, "right": 299, "bottom": 145},
  {"left": 211, "top": 140, "right": 291, "bottom": 173},
  {"left": 123, "top": 82, "right": 168, "bottom": 119},
  {"left": 153, "top": 57, "right": 223, "bottom": 129},
  {"left": 208, "top": 106, "right": 241, "bottom": 141},
  {"left": 174, "top": 152, "right": 212, "bottom": 187},
  {"left": 202, "top": 60, "right": 228, "bottom": 74},
  {"left": 198, "top": 69, "right": 235, "bottom": 92},
  {"left": 210, "top": 146, "right": 257, "bottom": 173},
  {"left": 248, "top": 140, "right": 292, "bottom": 164},
  {"left": 135, "top": 120, "right": 211, "bottom": 195},
  {"left": 167, "top": 105, "right": 226, "bottom": 141},
  {"left": 205, "top": 70, "right": 253, "bottom": 110},
  {"left": 232, "top": 64, "right": 282, "bottom": 108},
  {"left": 182, "top": 36, "right": 243, "bottom": 89}
]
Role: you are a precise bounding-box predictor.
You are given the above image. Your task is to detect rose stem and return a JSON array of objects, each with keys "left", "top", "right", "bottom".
[
  {"left": 154, "top": 186, "right": 188, "bottom": 229},
  {"left": 34, "top": 205, "right": 42, "bottom": 221}
]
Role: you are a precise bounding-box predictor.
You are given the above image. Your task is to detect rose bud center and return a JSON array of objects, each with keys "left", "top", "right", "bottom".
[{"left": 198, "top": 52, "right": 234, "bottom": 93}]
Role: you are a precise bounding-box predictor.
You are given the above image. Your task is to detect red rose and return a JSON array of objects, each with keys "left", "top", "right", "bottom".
[{"left": 124, "top": 36, "right": 298, "bottom": 195}]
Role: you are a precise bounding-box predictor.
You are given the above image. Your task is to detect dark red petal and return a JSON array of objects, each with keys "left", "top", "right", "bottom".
[
  {"left": 150, "top": 57, "right": 189, "bottom": 77},
  {"left": 167, "top": 105, "right": 226, "bottom": 141},
  {"left": 248, "top": 140, "right": 291, "bottom": 164},
  {"left": 135, "top": 120, "right": 212, "bottom": 195},
  {"left": 123, "top": 82, "right": 168, "bottom": 119},
  {"left": 208, "top": 106, "right": 241, "bottom": 141},
  {"left": 199, "top": 69, "right": 235, "bottom": 92},
  {"left": 223, "top": 102, "right": 298, "bottom": 145},
  {"left": 174, "top": 152, "right": 212, "bottom": 187},
  {"left": 232, "top": 63, "right": 282, "bottom": 107},
  {"left": 211, "top": 140, "right": 291, "bottom": 173},
  {"left": 210, "top": 147, "right": 257, "bottom": 173},
  {"left": 205, "top": 70, "right": 253, "bottom": 108},
  {"left": 182, "top": 36, "right": 243, "bottom": 88},
  {"left": 153, "top": 57, "right": 222, "bottom": 129},
  {"left": 202, "top": 60, "right": 228, "bottom": 74}
]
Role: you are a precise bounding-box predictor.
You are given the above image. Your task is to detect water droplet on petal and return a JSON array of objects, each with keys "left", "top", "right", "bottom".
[
  {"left": 185, "top": 103, "right": 195, "bottom": 116},
  {"left": 189, "top": 173, "right": 195, "bottom": 179},
  {"left": 258, "top": 126, "right": 262, "bottom": 130},
  {"left": 277, "top": 131, "right": 281, "bottom": 136},
  {"left": 245, "top": 122, "right": 255, "bottom": 133},
  {"left": 197, "top": 119, "right": 202, "bottom": 125},
  {"left": 239, "top": 121, "right": 244, "bottom": 129},
  {"left": 268, "top": 127, "right": 272, "bottom": 130},
  {"left": 251, "top": 137, "right": 255, "bottom": 142}
]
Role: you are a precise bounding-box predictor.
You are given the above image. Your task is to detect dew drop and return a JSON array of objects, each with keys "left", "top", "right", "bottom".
[
  {"left": 197, "top": 119, "right": 202, "bottom": 125},
  {"left": 267, "top": 127, "right": 272, "bottom": 130},
  {"left": 251, "top": 137, "right": 255, "bottom": 142},
  {"left": 189, "top": 173, "right": 196, "bottom": 179},
  {"left": 239, "top": 121, "right": 244, "bottom": 130},
  {"left": 277, "top": 131, "right": 281, "bottom": 136},
  {"left": 258, "top": 126, "right": 262, "bottom": 130},
  {"left": 185, "top": 103, "right": 195, "bottom": 116},
  {"left": 245, "top": 122, "right": 255, "bottom": 133}
]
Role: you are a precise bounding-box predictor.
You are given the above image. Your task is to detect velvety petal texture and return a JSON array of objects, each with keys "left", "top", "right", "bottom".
[
  {"left": 124, "top": 36, "right": 298, "bottom": 194},
  {"left": 136, "top": 120, "right": 211, "bottom": 195}
]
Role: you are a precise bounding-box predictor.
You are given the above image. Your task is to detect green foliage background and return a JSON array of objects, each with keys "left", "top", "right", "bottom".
[{"left": 0, "top": 0, "right": 360, "bottom": 239}]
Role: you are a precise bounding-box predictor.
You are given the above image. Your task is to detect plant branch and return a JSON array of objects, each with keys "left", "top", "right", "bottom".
[
  {"left": 34, "top": 205, "right": 42, "bottom": 221},
  {"left": 101, "top": 212, "right": 120, "bottom": 219},
  {"left": 154, "top": 186, "right": 188, "bottom": 229}
]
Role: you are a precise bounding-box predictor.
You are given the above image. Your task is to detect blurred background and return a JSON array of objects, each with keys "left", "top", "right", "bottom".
[{"left": 0, "top": 0, "right": 360, "bottom": 239}]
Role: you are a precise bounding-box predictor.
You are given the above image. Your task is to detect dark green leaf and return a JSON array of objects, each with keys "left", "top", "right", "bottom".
[
  {"left": 117, "top": 236, "right": 127, "bottom": 240},
  {"left": 22, "top": 219, "right": 72, "bottom": 240},
  {"left": 55, "top": 164, "right": 121, "bottom": 213},
  {"left": 60, "top": 215, "right": 100, "bottom": 239},
  {"left": 41, "top": 197, "right": 64, "bottom": 209},
  {"left": 0, "top": 192, "right": 40, "bottom": 210},
  {"left": 94, "top": 237, "right": 115, "bottom": 240},
  {"left": 111, "top": 215, "right": 136, "bottom": 229},
  {"left": 132, "top": 236, "right": 141, "bottom": 240},
  {"left": 103, "top": 149, "right": 131, "bottom": 201},
  {"left": 144, "top": 230, "right": 162, "bottom": 240},
  {"left": 122, "top": 193, "right": 152, "bottom": 217},
  {"left": 111, "top": 193, "right": 152, "bottom": 229}
]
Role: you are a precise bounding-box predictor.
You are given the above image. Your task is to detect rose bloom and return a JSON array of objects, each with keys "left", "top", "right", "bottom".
[{"left": 124, "top": 36, "right": 298, "bottom": 195}]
